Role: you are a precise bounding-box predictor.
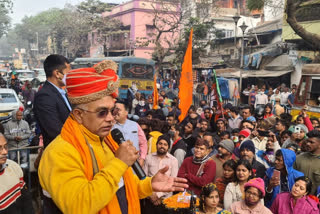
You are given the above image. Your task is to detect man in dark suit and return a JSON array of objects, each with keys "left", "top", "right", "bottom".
[{"left": 34, "top": 54, "right": 71, "bottom": 148}]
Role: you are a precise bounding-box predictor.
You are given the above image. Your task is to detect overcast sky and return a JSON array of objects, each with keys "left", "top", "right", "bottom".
[{"left": 11, "top": 0, "right": 127, "bottom": 24}]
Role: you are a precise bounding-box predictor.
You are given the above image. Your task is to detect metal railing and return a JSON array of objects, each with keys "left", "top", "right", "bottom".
[{"left": 8, "top": 146, "right": 43, "bottom": 190}]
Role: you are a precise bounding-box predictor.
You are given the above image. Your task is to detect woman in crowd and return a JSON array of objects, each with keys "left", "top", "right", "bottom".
[
  {"left": 264, "top": 149, "right": 304, "bottom": 207},
  {"left": 295, "top": 115, "right": 305, "bottom": 125},
  {"left": 230, "top": 178, "right": 272, "bottom": 214},
  {"left": 223, "top": 160, "right": 253, "bottom": 210},
  {"left": 310, "top": 118, "right": 319, "bottom": 128},
  {"left": 270, "top": 176, "right": 319, "bottom": 214},
  {"left": 198, "top": 183, "right": 231, "bottom": 214},
  {"left": 263, "top": 103, "right": 273, "bottom": 119},
  {"left": 215, "top": 160, "right": 237, "bottom": 206}
]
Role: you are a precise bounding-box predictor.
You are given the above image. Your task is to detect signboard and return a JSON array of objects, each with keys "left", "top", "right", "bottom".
[{"left": 289, "top": 50, "right": 298, "bottom": 60}]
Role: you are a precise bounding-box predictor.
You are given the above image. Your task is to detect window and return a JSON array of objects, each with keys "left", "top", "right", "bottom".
[
  {"left": 308, "top": 78, "right": 320, "bottom": 107},
  {"left": 230, "top": 49, "right": 234, "bottom": 56},
  {"left": 146, "top": 25, "right": 155, "bottom": 39},
  {"left": 226, "top": 30, "right": 234, "bottom": 38},
  {"left": 0, "top": 93, "right": 17, "bottom": 103}
]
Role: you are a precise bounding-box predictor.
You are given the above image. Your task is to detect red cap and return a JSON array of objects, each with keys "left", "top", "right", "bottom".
[{"left": 239, "top": 129, "right": 251, "bottom": 138}]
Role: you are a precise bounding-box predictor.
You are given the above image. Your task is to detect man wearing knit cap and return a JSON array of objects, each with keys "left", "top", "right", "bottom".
[
  {"left": 211, "top": 139, "right": 237, "bottom": 180},
  {"left": 38, "top": 60, "right": 188, "bottom": 214},
  {"left": 233, "top": 128, "right": 251, "bottom": 158},
  {"left": 240, "top": 140, "right": 266, "bottom": 178},
  {"left": 230, "top": 178, "right": 272, "bottom": 214}
]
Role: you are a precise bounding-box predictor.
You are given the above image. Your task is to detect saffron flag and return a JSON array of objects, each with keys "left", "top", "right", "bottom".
[
  {"left": 178, "top": 28, "right": 193, "bottom": 122},
  {"left": 153, "top": 74, "right": 158, "bottom": 109}
]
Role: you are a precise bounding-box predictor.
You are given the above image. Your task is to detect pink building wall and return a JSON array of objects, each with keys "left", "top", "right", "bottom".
[{"left": 90, "top": 0, "right": 180, "bottom": 59}]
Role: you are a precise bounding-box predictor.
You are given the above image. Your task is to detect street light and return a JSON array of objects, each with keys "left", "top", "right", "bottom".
[
  {"left": 239, "top": 21, "right": 248, "bottom": 68},
  {"left": 239, "top": 21, "right": 248, "bottom": 93},
  {"left": 232, "top": 14, "right": 240, "bottom": 47}
]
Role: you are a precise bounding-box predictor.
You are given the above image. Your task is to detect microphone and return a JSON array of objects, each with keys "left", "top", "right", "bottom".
[{"left": 111, "top": 128, "right": 146, "bottom": 180}]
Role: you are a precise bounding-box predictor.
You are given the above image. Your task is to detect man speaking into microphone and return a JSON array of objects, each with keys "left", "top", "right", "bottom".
[{"left": 38, "top": 60, "right": 188, "bottom": 214}]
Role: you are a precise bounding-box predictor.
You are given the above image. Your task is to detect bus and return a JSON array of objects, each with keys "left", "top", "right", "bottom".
[
  {"left": 292, "top": 64, "right": 320, "bottom": 118},
  {"left": 71, "top": 57, "right": 155, "bottom": 100}
]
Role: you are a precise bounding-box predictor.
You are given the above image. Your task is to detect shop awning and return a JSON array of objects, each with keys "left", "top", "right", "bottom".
[{"left": 216, "top": 69, "right": 292, "bottom": 78}]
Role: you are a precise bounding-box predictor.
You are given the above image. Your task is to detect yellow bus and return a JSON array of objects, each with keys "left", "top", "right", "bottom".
[{"left": 71, "top": 57, "right": 155, "bottom": 100}]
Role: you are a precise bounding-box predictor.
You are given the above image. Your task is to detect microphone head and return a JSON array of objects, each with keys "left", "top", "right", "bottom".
[{"left": 111, "top": 128, "right": 125, "bottom": 144}]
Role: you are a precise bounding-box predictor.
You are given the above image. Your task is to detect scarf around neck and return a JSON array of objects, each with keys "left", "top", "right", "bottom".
[
  {"left": 60, "top": 115, "right": 140, "bottom": 214},
  {"left": 193, "top": 154, "right": 210, "bottom": 164}
]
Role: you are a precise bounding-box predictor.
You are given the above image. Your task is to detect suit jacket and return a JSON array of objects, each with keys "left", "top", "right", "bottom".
[{"left": 34, "top": 81, "right": 70, "bottom": 147}]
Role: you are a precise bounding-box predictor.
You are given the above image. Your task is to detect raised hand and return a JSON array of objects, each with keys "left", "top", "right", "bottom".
[{"left": 151, "top": 165, "right": 188, "bottom": 193}]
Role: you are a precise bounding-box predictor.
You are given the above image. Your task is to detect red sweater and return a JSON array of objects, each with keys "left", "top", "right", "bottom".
[{"left": 177, "top": 157, "right": 216, "bottom": 196}]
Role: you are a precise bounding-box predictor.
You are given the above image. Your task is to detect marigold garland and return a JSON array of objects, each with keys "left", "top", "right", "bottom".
[{"left": 163, "top": 192, "right": 200, "bottom": 210}]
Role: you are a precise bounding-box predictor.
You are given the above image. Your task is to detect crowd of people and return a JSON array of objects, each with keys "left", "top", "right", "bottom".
[
  {"left": 0, "top": 54, "right": 320, "bottom": 214},
  {"left": 242, "top": 83, "right": 297, "bottom": 115},
  {"left": 128, "top": 88, "right": 320, "bottom": 213}
]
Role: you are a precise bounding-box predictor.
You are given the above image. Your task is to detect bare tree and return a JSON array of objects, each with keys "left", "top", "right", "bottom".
[
  {"left": 247, "top": 0, "right": 320, "bottom": 50},
  {"left": 286, "top": 0, "right": 320, "bottom": 50}
]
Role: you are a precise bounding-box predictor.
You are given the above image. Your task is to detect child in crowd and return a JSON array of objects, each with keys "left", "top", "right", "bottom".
[{"left": 215, "top": 160, "right": 237, "bottom": 207}]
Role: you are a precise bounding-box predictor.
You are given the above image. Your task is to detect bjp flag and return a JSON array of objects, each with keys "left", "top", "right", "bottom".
[
  {"left": 178, "top": 28, "right": 193, "bottom": 122},
  {"left": 153, "top": 74, "right": 158, "bottom": 109}
]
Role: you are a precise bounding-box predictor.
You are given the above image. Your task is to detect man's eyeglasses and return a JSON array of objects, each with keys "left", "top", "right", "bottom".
[
  {"left": 77, "top": 107, "right": 119, "bottom": 118},
  {"left": 0, "top": 144, "right": 8, "bottom": 152}
]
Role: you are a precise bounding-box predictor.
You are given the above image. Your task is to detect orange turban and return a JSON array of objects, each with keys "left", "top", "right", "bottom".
[{"left": 66, "top": 60, "right": 119, "bottom": 104}]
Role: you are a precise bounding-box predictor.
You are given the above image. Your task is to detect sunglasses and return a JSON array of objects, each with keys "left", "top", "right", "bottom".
[{"left": 77, "top": 107, "right": 119, "bottom": 118}]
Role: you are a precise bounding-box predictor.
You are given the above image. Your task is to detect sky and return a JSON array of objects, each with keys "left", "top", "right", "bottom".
[{"left": 11, "top": 0, "right": 127, "bottom": 24}]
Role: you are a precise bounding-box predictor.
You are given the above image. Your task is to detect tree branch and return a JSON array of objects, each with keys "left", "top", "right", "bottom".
[{"left": 286, "top": 0, "right": 320, "bottom": 50}]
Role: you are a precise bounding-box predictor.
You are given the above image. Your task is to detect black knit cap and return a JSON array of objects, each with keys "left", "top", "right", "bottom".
[
  {"left": 240, "top": 140, "right": 255, "bottom": 154},
  {"left": 157, "top": 134, "right": 171, "bottom": 148}
]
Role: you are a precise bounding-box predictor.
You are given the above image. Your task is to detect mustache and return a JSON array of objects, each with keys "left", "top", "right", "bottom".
[{"left": 0, "top": 155, "right": 8, "bottom": 158}]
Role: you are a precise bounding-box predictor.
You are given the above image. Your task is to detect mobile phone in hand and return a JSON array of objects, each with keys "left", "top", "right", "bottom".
[{"left": 273, "top": 169, "right": 280, "bottom": 179}]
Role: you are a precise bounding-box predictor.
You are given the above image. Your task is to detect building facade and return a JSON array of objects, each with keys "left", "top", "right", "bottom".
[{"left": 89, "top": 0, "right": 180, "bottom": 59}]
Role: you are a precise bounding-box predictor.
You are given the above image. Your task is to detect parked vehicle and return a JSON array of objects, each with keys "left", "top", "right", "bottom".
[
  {"left": 9, "top": 70, "right": 35, "bottom": 83},
  {"left": 292, "top": 64, "right": 320, "bottom": 118},
  {"left": 0, "top": 88, "right": 24, "bottom": 123},
  {"left": 71, "top": 57, "right": 155, "bottom": 100}
]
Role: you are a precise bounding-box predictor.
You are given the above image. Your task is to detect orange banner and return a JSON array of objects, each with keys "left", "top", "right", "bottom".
[
  {"left": 153, "top": 74, "right": 159, "bottom": 109},
  {"left": 178, "top": 28, "right": 193, "bottom": 122}
]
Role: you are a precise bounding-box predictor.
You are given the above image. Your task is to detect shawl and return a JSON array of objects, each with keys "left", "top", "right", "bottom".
[{"left": 61, "top": 115, "right": 140, "bottom": 214}]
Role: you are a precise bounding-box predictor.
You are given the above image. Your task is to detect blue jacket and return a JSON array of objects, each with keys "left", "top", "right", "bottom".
[{"left": 264, "top": 149, "right": 304, "bottom": 207}]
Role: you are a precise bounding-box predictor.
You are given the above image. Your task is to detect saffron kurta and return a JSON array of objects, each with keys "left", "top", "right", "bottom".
[{"left": 38, "top": 125, "right": 153, "bottom": 214}]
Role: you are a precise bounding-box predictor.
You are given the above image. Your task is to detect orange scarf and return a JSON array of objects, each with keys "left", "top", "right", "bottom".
[{"left": 61, "top": 115, "right": 140, "bottom": 214}]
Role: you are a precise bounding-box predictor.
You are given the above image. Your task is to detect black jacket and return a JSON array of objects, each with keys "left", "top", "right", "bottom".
[
  {"left": 252, "top": 158, "right": 266, "bottom": 179},
  {"left": 34, "top": 81, "right": 70, "bottom": 147}
]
